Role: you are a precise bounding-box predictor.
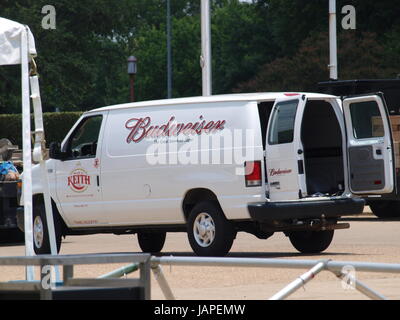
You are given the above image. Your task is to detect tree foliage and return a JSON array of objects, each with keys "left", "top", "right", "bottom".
[
  {"left": 236, "top": 31, "right": 398, "bottom": 93},
  {"left": 237, "top": 0, "right": 400, "bottom": 92},
  {"left": 0, "top": 0, "right": 399, "bottom": 114}
]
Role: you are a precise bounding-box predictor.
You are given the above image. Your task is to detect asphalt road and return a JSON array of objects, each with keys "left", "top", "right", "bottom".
[{"left": 1, "top": 214, "right": 400, "bottom": 300}]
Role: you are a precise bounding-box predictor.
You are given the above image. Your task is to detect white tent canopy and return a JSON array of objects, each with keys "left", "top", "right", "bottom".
[
  {"left": 0, "top": 17, "right": 36, "bottom": 65},
  {"left": 0, "top": 17, "right": 58, "bottom": 282}
]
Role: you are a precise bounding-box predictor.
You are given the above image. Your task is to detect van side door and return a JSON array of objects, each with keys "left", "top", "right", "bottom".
[
  {"left": 54, "top": 113, "right": 107, "bottom": 226},
  {"left": 342, "top": 94, "right": 395, "bottom": 194},
  {"left": 265, "top": 94, "right": 307, "bottom": 201}
]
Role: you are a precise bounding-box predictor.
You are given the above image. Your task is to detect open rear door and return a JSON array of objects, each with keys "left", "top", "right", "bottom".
[
  {"left": 342, "top": 94, "right": 395, "bottom": 195},
  {"left": 265, "top": 94, "right": 307, "bottom": 201}
]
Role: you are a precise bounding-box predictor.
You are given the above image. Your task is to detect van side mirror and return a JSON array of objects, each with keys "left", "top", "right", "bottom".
[{"left": 49, "top": 142, "right": 66, "bottom": 160}]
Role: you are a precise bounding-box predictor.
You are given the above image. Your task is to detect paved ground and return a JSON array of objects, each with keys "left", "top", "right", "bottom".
[{"left": 1, "top": 211, "right": 400, "bottom": 300}]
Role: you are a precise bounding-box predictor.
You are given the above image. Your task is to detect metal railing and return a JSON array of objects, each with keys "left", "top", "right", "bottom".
[
  {"left": 0, "top": 253, "right": 151, "bottom": 300},
  {"left": 148, "top": 256, "right": 400, "bottom": 300},
  {"left": 1, "top": 254, "right": 399, "bottom": 300}
]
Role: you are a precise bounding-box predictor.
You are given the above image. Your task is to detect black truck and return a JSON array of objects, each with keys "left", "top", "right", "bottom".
[{"left": 318, "top": 79, "right": 400, "bottom": 218}]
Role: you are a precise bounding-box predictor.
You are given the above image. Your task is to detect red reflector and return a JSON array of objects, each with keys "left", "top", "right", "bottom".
[
  {"left": 374, "top": 180, "right": 382, "bottom": 185},
  {"left": 245, "top": 161, "right": 262, "bottom": 187},
  {"left": 284, "top": 93, "right": 300, "bottom": 96}
]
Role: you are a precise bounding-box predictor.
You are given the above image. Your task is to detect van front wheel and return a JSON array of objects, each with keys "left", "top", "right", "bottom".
[
  {"left": 187, "top": 201, "right": 236, "bottom": 257},
  {"left": 288, "top": 230, "right": 334, "bottom": 254},
  {"left": 137, "top": 232, "right": 166, "bottom": 254},
  {"left": 33, "top": 203, "right": 62, "bottom": 255}
]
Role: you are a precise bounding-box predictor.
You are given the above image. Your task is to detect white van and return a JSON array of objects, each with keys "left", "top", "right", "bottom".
[{"left": 22, "top": 92, "right": 395, "bottom": 256}]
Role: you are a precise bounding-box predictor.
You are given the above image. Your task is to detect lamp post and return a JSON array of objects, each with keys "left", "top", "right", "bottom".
[{"left": 127, "top": 55, "right": 137, "bottom": 102}]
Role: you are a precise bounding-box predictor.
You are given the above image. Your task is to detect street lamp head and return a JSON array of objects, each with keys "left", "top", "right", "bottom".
[{"left": 127, "top": 55, "right": 137, "bottom": 75}]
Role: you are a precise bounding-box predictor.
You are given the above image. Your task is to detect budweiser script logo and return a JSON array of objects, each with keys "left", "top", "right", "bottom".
[
  {"left": 67, "top": 168, "right": 91, "bottom": 193},
  {"left": 125, "top": 116, "right": 226, "bottom": 143},
  {"left": 269, "top": 168, "right": 292, "bottom": 176}
]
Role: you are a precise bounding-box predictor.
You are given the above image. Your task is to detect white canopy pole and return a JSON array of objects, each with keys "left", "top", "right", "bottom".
[
  {"left": 31, "top": 74, "right": 61, "bottom": 283},
  {"left": 30, "top": 75, "right": 58, "bottom": 256},
  {"left": 200, "top": 0, "right": 212, "bottom": 96},
  {"left": 329, "top": 0, "right": 338, "bottom": 80},
  {"left": 21, "top": 27, "right": 35, "bottom": 281}
]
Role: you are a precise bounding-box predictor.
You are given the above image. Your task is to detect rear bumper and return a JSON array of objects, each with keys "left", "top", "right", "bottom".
[{"left": 248, "top": 197, "right": 365, "bottom": 222}]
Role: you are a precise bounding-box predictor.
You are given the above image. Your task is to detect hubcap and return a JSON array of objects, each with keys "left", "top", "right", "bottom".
[
  {"left": 33, "top": 216, "right": 44, "bottom": 249},
  {"left": 193, "top": 212, "right": 215, "bottom": 247}
]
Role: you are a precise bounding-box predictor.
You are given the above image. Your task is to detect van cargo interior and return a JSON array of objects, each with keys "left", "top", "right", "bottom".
[{"left": 301, "top": 100, "right": 345, "bottom": 196}]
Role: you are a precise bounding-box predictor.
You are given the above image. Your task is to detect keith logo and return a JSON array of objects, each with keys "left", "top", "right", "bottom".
[
  {"left": 68, "top": 169, "right": 91, "bottom": 193},
  {"left": 269, "top": 168, "right": 292, "bottom": 176}
]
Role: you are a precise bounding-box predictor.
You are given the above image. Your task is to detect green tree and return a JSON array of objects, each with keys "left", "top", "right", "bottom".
[
  {"left": 134, "top": 0, "right": 275, "bottom": 98},
  {"left": 236, "top": 31, "right": 397, "bottom": 93},
  {"left": 2, "top": 0, "right": 399, "bottom": 115},
  {"left": 0, "top": 0, "right": 206, "bottom": 112},
  {"left": 0, "top": 0, "right": 140, "bottom": 112},
  {"left": 212, "top": 0, "right": 275, "bottom": 94}
]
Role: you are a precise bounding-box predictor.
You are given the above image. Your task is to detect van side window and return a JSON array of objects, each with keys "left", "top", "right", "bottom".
[
  {"left": 268, "top": 100, "right": 298, "bottom": 145},
  {"left": 349, "top": 101, "right": 384, "bottom": 139},
  {"left": 65, "top": 115, "right": 103, "bottom": 159}
]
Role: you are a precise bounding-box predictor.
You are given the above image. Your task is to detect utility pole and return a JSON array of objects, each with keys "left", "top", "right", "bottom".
[
  {"left": 167, "top": 0, "right": 172, "bottom": 99},
  {"left": 329, "top": 0, "right": 338, "bottom": 80},
  {"left": 200, "top": 0, "right": 212, "bottom": 96}
]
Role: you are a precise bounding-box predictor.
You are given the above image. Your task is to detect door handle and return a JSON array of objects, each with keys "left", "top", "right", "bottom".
[
  {"left": 96, "top": 175, "right": 100, "bottom": 187},
  {"left": 270, "top": 181, "right": 280, "bottom": 189},
  {"left": 298, "top": 160, "right": 304, "bottom": 174}
]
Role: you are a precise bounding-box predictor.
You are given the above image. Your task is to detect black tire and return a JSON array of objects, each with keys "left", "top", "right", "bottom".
[
  {"left": 137, "top": 232, "right": 166, "bottom": 253},
  {"left": 289, "top": 230, "right": 334, "bottom": 254},
  {"left": 187, "top": 201, "right": 236, "bottom": 257},
  {"left": 0, "top": 229, "right": 24, "bottom": 244},
  {"left": 33, "top": 203, "right": 62, "bottom": 255},
  {"left": 369, "top": 201, "right": 400, "bottom": 218}
]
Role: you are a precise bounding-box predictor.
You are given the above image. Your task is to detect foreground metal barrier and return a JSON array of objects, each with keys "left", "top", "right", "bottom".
[
  {"left": 2, "top": 254, "right": 399, "bottom": 299},
  {"left": 0, "top": 253, "right": 151, "bottom": 300},
  {"left": 149, "top": 256, "right": 400, "bottom": 300}
]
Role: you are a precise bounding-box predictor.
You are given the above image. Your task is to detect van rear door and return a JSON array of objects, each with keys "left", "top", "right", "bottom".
[
  {"left": 265, "top": 94, "right": 307, "bottom": 201},
  {"left": 342, "top": 94, "right": 395, "bottom": 194}
]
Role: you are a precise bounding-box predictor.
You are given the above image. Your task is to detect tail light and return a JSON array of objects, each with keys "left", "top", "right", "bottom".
[{"left": 245, "top": 161, "right": 262, "bottom": 187}]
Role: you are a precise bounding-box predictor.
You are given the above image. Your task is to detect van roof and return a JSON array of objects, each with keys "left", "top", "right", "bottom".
[{"left": 86, "top": 92, "right": 337, "bottom": 114}]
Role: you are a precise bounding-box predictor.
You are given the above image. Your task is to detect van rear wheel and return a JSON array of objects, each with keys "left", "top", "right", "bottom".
[
  {"left": 137, "top": 232, "right": 166, "bottom": 253},
  {"left": 187, "top": 201, "right": 236, "bottom": 257},
  {"left": 369, "top": 201, "right": 400, "bottom": 218},
  {"left": 289, "top": 230, "right": 334, "bottom": 254}
]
